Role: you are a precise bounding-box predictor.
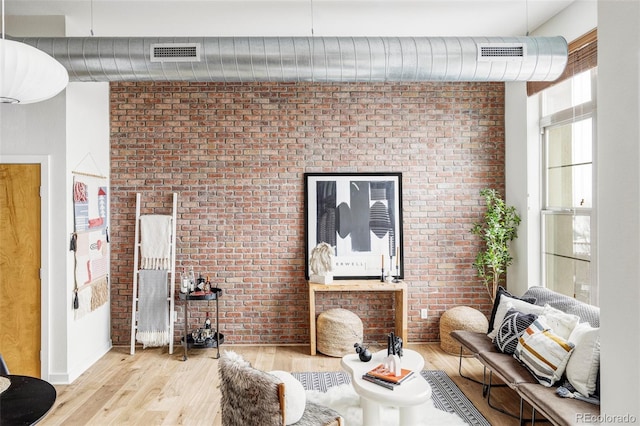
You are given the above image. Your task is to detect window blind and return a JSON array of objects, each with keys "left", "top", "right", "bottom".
[{"left": 527, "top": 29, "right": 597, "bottom": 97}]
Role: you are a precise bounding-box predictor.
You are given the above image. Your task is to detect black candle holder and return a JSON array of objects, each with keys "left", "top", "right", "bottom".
[
  {"left": 381, "top": 268, "right": 385, "bottom": 282},
  {"left": 392, "top": 265, "right": 400, "bottom": 283}
]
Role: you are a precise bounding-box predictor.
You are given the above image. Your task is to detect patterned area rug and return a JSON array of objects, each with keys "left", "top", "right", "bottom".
[{"left": 292, "top": 370, "right": 490, "bottom": 426}]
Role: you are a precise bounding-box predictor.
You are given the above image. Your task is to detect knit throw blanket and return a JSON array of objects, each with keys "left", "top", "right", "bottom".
[
  {"left": 136, "top": 269, "right": 169, "bottom": 348},
  {"left": 140, "top": 215, "right": 172, "bottom": 270}
]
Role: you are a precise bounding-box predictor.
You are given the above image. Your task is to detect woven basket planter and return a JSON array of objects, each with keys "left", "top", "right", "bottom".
[
  {"left": 440, "top": 306, "right": 489, "bottom": 356},
  {"left": 317, "top": 308, "right": 363, "bottom": 357}
]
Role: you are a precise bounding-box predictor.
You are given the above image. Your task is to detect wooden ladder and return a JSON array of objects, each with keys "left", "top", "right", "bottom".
[{"left": 130, "top": 192, "right": 178, "bottom": 355}]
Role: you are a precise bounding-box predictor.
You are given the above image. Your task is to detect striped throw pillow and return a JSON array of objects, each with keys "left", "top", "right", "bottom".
[{"left": 514, "top": 317, "right": 575, "bottom": 387}]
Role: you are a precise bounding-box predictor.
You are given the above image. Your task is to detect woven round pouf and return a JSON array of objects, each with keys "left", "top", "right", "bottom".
[
  {"left": 317, "top": 308, "right": 363, "bottom": 357},
  {"left": 440, "top": 306, "right": 489, "bottom": 356}
]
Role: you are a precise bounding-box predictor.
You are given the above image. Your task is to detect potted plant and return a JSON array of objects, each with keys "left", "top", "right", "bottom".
[{"left": 471, "top": 188, "right": 521, "bottom": 302}]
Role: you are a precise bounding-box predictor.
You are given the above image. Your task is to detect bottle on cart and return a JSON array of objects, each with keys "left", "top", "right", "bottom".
[
  {"left": 180, "top": 268, "right": 189, "bottom": 293},
  {"left": 188, "top": 266, "right": 196, "bottom": 292},
  {"left": 197, "top": 274, "right": 205, "bottom": 291},
  {"left": 204, "top": 312, "right": 211, "bottom": 329}
]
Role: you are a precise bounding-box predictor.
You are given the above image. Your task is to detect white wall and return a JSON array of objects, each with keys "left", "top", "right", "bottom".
[
  {"left": 533, "top": 0, "right": 598, "bottom": 41},
  {"left": 0, "top": 85, "right": 111, "bottom": 385},
  {"left": 0, "top": 93, "right": 68, "bottom": 379},
  {"left": 597, "top": 0, "right": 640, "bottom": 420},
  {"left": 1, "top": 17, "right": 111, "bottom": 383},
  {"left": 65, "top": 82, "right": 112, "bottom": 383},
  {"left": 505, "top": 82, "right": 541, "bottom": 297}
]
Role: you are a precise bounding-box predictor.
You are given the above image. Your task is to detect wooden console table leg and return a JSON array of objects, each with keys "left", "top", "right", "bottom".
[
  {"left": 309, "top": 286, "right": 317, "bottom": 355},
  {"left": 395, "top": 288, "right": 408, "bottom": 345}
]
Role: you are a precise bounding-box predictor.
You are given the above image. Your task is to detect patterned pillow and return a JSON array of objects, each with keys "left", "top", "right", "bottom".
[
  {"left": 488, "top": 296, "right": 545, "bottom": 340},
  {"left": 514, "top": 317, "right": 575, "bottom": 387},
  {"left": 494, "top": 308, "right": 538, "bottom": 354},
  {"left": 487, "top": 286, "right": 537, "bottom": 335}
]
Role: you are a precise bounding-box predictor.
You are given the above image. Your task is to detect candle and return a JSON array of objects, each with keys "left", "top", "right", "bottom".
[
  {"left": 382, "top": 254, "right": 384, "bottom": 269},
  {"left": 396, "top": 247, "right": 399, "bottom": 266}
]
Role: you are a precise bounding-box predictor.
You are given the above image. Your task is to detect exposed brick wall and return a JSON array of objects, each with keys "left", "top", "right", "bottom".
[{"left": 110, "top": 81, "right": 504, "bottom": 347}]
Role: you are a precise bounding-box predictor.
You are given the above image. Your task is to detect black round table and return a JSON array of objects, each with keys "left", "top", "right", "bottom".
[{"left": 0, "top": 375, "right": 57, "bottom": 425}]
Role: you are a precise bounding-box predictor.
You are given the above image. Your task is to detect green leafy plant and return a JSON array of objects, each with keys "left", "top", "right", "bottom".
[{"left": 471, "top": 189, "right": 521, "bottom": 302}]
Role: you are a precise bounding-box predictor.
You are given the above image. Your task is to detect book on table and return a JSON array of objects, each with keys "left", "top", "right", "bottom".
[
  {"left": 361, "top": 374, "right": 396, "bottom": 390},
  {"left": 364, "top": 363, "right": 415, "bottom": 385}
]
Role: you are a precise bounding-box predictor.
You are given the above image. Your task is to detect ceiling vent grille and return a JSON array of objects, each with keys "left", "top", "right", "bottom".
[
  {"left": 477, "top": 43, "right": 526, "bottom": 61},
  {"left": 150, "top": 43, "right": 201, "bottom": 62}
]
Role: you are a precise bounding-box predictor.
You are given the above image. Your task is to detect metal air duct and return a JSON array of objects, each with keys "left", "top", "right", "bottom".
[{"left": 18, "top": 36, "right": 567, "bottom": 83}]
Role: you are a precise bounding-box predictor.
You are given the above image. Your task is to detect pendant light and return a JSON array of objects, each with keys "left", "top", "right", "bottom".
[{"left": 0, "top": 0, "right": 68, "bottom": 104}]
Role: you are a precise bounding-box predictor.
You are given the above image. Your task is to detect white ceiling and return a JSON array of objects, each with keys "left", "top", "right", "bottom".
[{"left": 5, "top": 0, "right": 575, "bottom": 37}]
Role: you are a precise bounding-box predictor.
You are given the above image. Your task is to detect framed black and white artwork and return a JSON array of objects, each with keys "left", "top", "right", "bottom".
[{"left": 304, "top": 172, "right": 403, "bottom": 280}]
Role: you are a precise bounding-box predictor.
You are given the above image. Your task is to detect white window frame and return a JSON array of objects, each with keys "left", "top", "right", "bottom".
[{"left": 539, "top": 68, "right": 598, "bottom": 306}]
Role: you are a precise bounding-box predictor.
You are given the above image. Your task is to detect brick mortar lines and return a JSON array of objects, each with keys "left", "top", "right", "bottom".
[{"left": 111, "top": 82, "right": 504, "bottom": 346}]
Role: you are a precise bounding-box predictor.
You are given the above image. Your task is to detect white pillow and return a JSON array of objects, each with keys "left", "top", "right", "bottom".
[
  {"left": 487, "top": 296, "right": 545, "bottom": 340},
  {"left": 566, "top": 322, "right": 600, "bottom": 396},
  {"left": 540, "top": 304, "right": 580, "bottom": 340},
  {"left": 270, "top": 370, "right": 306, "bottom": 425}
]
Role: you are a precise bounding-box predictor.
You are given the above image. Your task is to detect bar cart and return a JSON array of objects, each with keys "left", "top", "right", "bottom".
[{"left": 179, "top": 287, "right": 223, "bottom": 361}]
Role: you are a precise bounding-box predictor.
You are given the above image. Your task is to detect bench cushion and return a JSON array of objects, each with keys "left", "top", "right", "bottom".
[
  {"left": 517, "top": 383, "right": 600, "bottom": 426},
  {"left": 478, "top": 352, "right": 538, "bottom": 388},
  {"left": 450, "top": 330, "right": 497, "bottom": 355}
]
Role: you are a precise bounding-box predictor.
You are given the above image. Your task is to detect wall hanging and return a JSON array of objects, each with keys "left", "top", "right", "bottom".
[
  {"left": 71, "top": 171, "right": 109, "bottom": 319},
  {"left": 305, "top": 172, "right": 403, "bottom": 280}
]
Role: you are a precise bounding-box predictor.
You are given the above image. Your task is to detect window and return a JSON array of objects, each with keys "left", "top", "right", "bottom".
[{"left": 540, "top": 69, "right": 597, "bottom": 305}]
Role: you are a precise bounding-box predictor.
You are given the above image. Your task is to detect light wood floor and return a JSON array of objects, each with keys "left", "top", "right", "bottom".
[{"left": 41, "top": 343, "right": 532, "bottom": 425}]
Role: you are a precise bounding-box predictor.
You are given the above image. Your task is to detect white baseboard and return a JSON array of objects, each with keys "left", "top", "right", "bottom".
[{"left": 48, "top": 339, "right": 113, "bottom": 385}]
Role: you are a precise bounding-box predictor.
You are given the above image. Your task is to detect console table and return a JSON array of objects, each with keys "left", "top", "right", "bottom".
[{"left": 308, "top": 280, "right": 408, "bottom": 355}]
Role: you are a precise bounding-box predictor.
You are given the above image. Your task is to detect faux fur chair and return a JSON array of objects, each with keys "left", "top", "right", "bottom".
[{"left": 218, "top": 351, "right": 343, "bottom": 426}]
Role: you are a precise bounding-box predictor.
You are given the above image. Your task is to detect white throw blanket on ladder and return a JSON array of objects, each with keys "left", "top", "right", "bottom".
[
  {"left": 136, "top": 269, "right": 170, "bottom": 348},
  {"left": 140, "top": 215, "right": 172, "bottom": 270}
]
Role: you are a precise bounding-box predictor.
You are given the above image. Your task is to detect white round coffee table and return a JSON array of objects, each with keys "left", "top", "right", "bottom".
[{"left": 341, "top": 348, "right": 432, "bottom": 426}]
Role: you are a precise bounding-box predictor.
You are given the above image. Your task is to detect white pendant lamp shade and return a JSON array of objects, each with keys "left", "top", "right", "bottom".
[{"left": 0, "top": 38, "right": 69, "bottom": 104}]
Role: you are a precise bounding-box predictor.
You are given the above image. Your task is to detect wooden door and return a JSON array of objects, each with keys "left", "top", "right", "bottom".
[{"left": 0, "top": 164, "right": 41, "bottom": 377}]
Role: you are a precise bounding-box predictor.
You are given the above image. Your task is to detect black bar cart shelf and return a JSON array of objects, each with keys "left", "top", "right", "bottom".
[{"left": 179, "top": 287, "right": 223, "bottom": 361}]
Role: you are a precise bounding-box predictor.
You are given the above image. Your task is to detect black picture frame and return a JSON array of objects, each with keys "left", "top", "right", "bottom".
[{"left": 304, "top": 172, "right": 403, "bottom": 280}]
